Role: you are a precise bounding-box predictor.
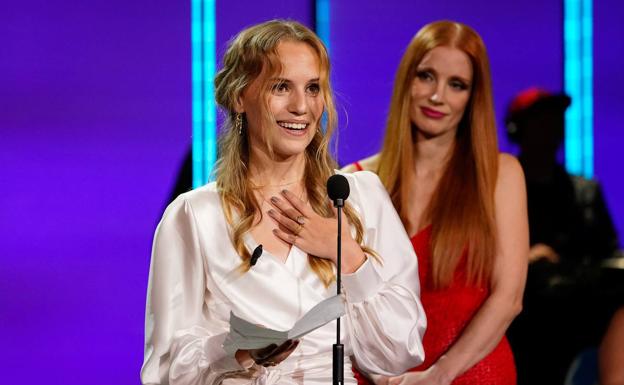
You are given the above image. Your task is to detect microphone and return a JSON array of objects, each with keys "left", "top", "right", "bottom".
[
  {"left": 250, "top": 244, "right": 263, "bottom": 266},
  {"left": 327, "top": 174, "right": 350, "bottom": 208},
  {"left": 326, "top": 174, "right": 350, "bottom": 385}
]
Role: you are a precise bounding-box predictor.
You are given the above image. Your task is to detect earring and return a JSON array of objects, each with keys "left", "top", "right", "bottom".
[{"left": 235, "top": 113, "right": 243, "bottom": 135}]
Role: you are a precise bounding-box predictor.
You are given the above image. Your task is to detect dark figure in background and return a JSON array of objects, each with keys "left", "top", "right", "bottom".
[
  {"left": 505, "top": 88, "right": 618, "bottom": 267},
  {"left": 505, "top": 87, "right": 620, "bottom": 385},
  {"left": 168, "top": 148, "right": 192, "bottom": 204},
  {"left": 168, "top": 145, "right": 250, "bottom": 205}
]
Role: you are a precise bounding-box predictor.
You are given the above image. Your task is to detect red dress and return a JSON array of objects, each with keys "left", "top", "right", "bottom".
[{"left": 355, "top": 225, "right": 517, "bottom": 385}]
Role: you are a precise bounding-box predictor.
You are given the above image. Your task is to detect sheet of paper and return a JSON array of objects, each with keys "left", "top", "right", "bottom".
[{"left": 222, "top": 295, "right": 345, "bottom": 355}]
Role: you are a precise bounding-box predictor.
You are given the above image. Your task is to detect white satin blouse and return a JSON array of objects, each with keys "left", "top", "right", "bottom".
[{"left": 141, "top": 171, "right": 426, "bottom": 385}]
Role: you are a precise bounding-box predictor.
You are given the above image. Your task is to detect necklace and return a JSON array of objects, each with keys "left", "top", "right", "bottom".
[
  {"left": 253, "top": 183, "right": 306, "bottom": 209},
  {"left": 250, "top": 179, "right": 302, "bottom": 189}
]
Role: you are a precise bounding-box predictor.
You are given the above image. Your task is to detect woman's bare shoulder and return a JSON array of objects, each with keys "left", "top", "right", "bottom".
[
  {"left": 497, "top": 153, "right": 524, "bottom": 185},
  {"left": 495, "top": 153, "right": 526, "bottom": 209},
  {"left": 341, "top": 153, "right": 381, "bottom": 173}
]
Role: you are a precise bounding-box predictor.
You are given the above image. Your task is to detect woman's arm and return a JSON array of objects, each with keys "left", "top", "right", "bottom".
[
  {"left": 599, "top": 307, "right": 624, "bottom": 385},
  {"left": 141, "top": 195, "right": 251, "bottom": 385},
  {"left": 342, "top": 171, "right": 427, "bottom": 376},
  {"left": 388, "top": 154, "right": 528, "bottom": 385}
]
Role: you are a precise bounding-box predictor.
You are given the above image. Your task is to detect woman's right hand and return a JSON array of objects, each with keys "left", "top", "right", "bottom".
[
  {"left": 383, "top": 367, "right": 452, "bottom": 385},
  {"left": 528, "top": 243, "right": 560, "bottom": 264},
  {"left": 236, "top": 340, "right": 300, "bottom": 367},
  {"left": 370, "top": 363, "right": 452, "bottom": 385}
]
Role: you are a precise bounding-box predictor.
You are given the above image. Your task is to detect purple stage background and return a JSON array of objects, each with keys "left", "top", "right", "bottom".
[
  {"left": 1, "top": 1, "right": 621, "bottom": 384},
  {"left": 331, "top": 1, "right": 563, "bottom": 161},
  {"left": 594, "top": 1, "right": 624, "bottom": 246},
  {"left": 2, "top": 0, "right": 192, "bottom": 382}
]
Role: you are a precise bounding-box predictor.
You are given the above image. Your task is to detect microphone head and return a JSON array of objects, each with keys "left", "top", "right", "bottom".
[{"left": 327, "top": 174, "right": 350, "bottom": 202}]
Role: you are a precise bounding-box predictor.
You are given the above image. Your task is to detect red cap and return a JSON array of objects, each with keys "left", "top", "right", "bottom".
[{"left": 506, "top": 87, "right": 571, "bottom": 123}]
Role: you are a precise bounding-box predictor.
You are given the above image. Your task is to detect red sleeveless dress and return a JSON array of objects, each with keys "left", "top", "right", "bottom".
[{"left": 354, "top": 224, "right": 517, "bottom": 384}]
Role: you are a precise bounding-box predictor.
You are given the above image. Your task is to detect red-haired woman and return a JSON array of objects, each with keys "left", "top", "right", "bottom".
[{"left": 345, "top": 20, "right": 528, "bottom": 385}]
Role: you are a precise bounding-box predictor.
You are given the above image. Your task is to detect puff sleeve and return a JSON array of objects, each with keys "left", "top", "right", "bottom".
[
  {"left": 140, "top": 196, "right": 247, "bottom": 385},
  {"left": 341, "top": 171, "right": 427, "bottom": 376}
]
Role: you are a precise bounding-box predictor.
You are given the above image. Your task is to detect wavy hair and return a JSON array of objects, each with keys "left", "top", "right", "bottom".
[
  {"left": 377, "top": 20, "right": 499, "bottom": 288},
  {"left": 214, "top": 20, "right": 375, "bottom": 286}
]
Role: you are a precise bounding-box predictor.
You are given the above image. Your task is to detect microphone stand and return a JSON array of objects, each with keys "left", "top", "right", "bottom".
[{"left": 333, "top": 197, "right": 344, "bottom": 385}]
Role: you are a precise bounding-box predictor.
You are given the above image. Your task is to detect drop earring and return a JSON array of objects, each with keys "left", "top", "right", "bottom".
[{"left": 235, "top": 113, "right": 243, "bottom": 135}]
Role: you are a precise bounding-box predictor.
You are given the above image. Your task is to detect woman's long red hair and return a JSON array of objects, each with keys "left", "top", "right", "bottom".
[{"left": 377, "top": 21, "right": 499, "bottom": 288}]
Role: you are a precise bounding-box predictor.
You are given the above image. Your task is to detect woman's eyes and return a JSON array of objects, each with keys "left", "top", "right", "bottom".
[
  {"left": 450, "top": 81, "right": 469, "bottom": 91},
  {"left": 417, "top": 71, "right": 469, "bottom": 91},
  {"left": 416, "top": 71, "right": 433, "bottom": 81},
  {"left": 271, "top": 82, "right": 320, "bottom": 95},
  {"left": 272, "top": 82, "right": 289, "bottom": 93},
  {"left": 306, "top": 83, "right": 320, "bottom": 95}
]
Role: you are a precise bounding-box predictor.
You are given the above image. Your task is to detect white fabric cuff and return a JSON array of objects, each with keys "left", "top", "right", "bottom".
[
  {"left": 341, "top": 257, "right": 383, "bottom": 303},
  {"left": 211, "top": 353, "right": 252, "bottom": 373}
]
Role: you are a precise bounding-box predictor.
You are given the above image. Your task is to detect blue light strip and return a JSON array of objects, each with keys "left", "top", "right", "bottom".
[
  {"left": 316, "top": 0, "right": 331, "bottom": 135},
  {"left": 564, "top": 0, "right": 593, "bottom": 178},
  {"left": 316, "top": 0, "right": 331, "bottom": 53},
  {"left": 581, "top": 0, "right": 593, "bottom": 177},
  {"left": 191, "top": 0, "right": 217, "bottom": 188}
]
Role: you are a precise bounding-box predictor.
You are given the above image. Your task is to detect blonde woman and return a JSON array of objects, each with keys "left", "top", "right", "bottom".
[
  {"left": 141, "top": 20, "right": 425, "bottom": 385},
  {"left": 345, "top": 21, "right": 528, "bottom": 385}
]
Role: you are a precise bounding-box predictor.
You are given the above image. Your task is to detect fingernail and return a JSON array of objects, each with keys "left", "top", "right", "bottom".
[
  {"left": 268, "top": 209, "right": 275, "bottom": 215},
  {"left": 281, "top": 189, "right": 289, "bottom": 195},
  {"left": 270, "top": 196, "right": 279, "bottom": 203}
]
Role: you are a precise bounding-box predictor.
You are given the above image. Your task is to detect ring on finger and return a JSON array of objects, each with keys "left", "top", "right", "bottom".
[
  {"left": 293, "top": 223, "right": 303, "bottom": 236},
  {"left": 295, "top": 215, "right": 305, "bottom": 225}
]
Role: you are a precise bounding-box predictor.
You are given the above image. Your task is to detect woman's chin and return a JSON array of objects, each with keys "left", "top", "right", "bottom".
[{"left": 270, "top": 142, "right": 312, "bottom": 160}]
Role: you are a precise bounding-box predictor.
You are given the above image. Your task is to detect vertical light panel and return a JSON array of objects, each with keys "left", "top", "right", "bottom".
[
  {"left": 316, "top": 0, "right": 331, "bottom": 137},
  {"left": 316, "top": 0, "right": 331, "bottom": 53},
  {"left": 564, "top": 0, "right": 593, "bottom": 178},
  {"left": 191, "top": 0, "right": 217, "bottom": 188}
]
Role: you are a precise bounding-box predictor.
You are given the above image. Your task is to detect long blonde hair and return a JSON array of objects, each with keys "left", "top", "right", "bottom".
[
  {"left": 214, "top": 20, "right": 373, "bottom": 286},
  {"left": 378, "top": 20, "right": 499, "bottom": 288}
]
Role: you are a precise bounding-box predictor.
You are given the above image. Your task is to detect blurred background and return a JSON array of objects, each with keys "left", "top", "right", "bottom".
[{"left": 1, "top": 0, "right": 622, "bottom": 384}]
